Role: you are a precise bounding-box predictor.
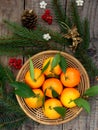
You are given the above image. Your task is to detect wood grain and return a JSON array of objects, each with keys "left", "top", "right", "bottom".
[
  {"left": 0, "top": 0, "right": 24, "bottom": 66},
  {"left": 82, "top": 0, "right": 98, "bottom": 39},
  {"left": 0, "top": 0, "right": 24, "bottom": 35}
]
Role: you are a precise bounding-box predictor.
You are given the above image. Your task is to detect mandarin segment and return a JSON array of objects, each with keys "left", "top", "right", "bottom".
[
  {"left": 43, "top": 98, "right": 63, "bottom": 119},
  {"left": 25, "top": 68, "right": 45, "bottom": 89},
  {"left": 42, "top": 78, "right": 63, "bottom": 98},
  {"left": 60, "top": 67, "right": 81, "bottom": 87},
  {"left": 60, "top": 88, "right": 80, "bottom": 108}
]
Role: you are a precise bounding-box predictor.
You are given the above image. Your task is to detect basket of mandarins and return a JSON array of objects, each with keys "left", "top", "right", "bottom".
[{"left": 16, "top": 50, "right": 90, "bottom": 125}]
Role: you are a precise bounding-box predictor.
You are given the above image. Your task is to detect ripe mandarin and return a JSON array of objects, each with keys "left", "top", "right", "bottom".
[
  {"left": 60, "top": 88, "right": 80, "bottom": 108},
  {"left": 42, "top": 57, "right": 62, "bottom": 77},
  {"left": 25, "top": 68, "right": 45, "bottom": 89},
  {"left": 24, "top": 89, "right": 44, "bottom": 108},
  {"left": 43, "top": 98, "right": 63, "bottom": 119},
  {"left": 60, "top": 67, "right": 81, "bottom": 87},
  {"left": 42, "top": 78, "right": 63, "bottom": 98}
]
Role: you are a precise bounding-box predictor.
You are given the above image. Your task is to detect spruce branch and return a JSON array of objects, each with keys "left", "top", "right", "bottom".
[
  {"left": 70, "top": 1, "right": 98, "bottom": 80},
  {"left": 0, "top": 46, "right": 24, "bottom": 56},
  {"left": 0, "top": 20, "right": 70, "bottom": 56},
  {"left": 82, "top": 19, "right": 90, "bottom": 50},
  {"left": 70, "top": 1, "right": 83, "bottom": 36},
  {"left": 4, "top": 20, "right": 34, "bottom": 39},
  {"left": 0, "top": 68, "right": 7, "bottom": 99},
  {"left": 0, "top": 113, "right": 28, "bottom": 130},
  {"left": 3, "top": 20, "right": 46, "bottom": 43},
  {"left": 51, "top": 0, "right": 65, "bottom": 21},
  {"left": 51, "top": 0, "right": 67, "bottom": 32},
  {"left": 0, "top": 65, "right": 32, "bottom": 130},
  {"left": 74, "top": 50, "right": 98, "bottom": 80}
]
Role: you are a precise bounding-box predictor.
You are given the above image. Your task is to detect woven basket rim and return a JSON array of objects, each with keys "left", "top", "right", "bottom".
[{"left": 16, "top": 50, "right": 90, "bottom": 125}]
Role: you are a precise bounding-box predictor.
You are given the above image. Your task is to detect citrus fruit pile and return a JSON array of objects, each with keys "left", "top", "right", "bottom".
[{"left": 24, "top": 53, "right": 81, "bottom": 119}]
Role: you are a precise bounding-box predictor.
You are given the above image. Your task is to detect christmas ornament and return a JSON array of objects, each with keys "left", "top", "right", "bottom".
[
  {"left": 21, "top": 9, "right": 37, "bottom": 29},
  {"left": 43, "top": 33, "right": 51, "bottom": 40},
  {"left": 40, "top": 1, "right": 47, "bottom": 9},
  {"left": 61, "top": 22, "right": 82, "bottom": 52},
  {"left": 8, "top": 58, "right": 22, "bottom": 69},
  {"left": 76, "top": 0, "right": 84, "bottom": 6},
  {"left": 41, "top": 9, "right": 53, "bottom": 25}
]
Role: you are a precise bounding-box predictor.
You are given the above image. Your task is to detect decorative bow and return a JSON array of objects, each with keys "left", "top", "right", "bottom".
[{"left": 61, "top": 22, "right": 83, "bottom": 52}]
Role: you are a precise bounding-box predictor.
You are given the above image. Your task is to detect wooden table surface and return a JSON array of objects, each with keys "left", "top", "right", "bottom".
[{"left": 0, "top": 0, "right": 98, "bottom": 130}]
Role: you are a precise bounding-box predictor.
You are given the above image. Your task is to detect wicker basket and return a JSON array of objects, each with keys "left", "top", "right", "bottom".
[{"left": 16, "top": 50, "right": 90, "bottom": 125}]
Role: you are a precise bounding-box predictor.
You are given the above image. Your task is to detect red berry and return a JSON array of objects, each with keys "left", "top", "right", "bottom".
[
  {"left": 17, "top": 59, "right": 22, "bottom": 64},
  {"left": 45, "top": 9, "right": 50, "bottom": 15},
  {"left": 8, "top": 58, "right": 22, "bottom": 69},
  {"left": 46, "top": 16, "right": 53, "bottom": 24},
  {"left": 48, "top": 20, "right": 52, "bottom": 25},
  {"left": 9, "top": 58, "right": 16, "bottom": 66},
  {"left": 41, "top": 9, "right": 53, "bottom": 25},
  {"left": 41, "top": 14, "right": 47, "bottom": 20}
]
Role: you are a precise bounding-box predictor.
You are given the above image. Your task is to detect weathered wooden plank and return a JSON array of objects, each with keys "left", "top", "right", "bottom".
[
  {"left": 0, "top": 0, "right": 24, "bottom": 66},
  {"left": 82, "top": 4, "right": 98, "bottom": 130},
  {"left": 0, "top": 0, "right": 24, "bottom": 35},
  {"left": 21, "top": 122, "right": 63, "bottom": 130},
  {"left": 82, "top": 0, "right": 98, "bottom": 39}
]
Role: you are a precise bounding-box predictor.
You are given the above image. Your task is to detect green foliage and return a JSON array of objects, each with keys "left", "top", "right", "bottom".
[
  {"left": 0, "top": 112, "right": 27, "bottom": 130},
  {"left": 4, "top": 20, "right": 42, "bottom": 40},
  {"left": 0, "top": 21, "right": 68, "bottom": 56},
  {"left": 67, "top": 1, "right": 98, "bottom": 79},
  {"left": 53, "top": 106, "right": 66, "bottom": 119},
  {"left": 0, "top": 21, "right": 50, "bottom": 56},
  {"left": 51, "top": 53, "right": 60, "bottom": 69},
  {"left": 74, "top": 98, "right": 90, "bottom": 113},
  {"left": 51, "top": 0, "right": 72, "bottom": 33},
  {"left": 51, "top": 88, "right": 59, "bottom": 98},
  {"left": 30, "top": 59, "right": 35, "bottom": 80},
  {"left": 59, "top": 55, "right": 67, "bottom": 73},
  {"left": 0, "top": 65, "right": 15, "bottom": 98},
  {"left": 0, "top": 65, "right": 32, "bottom": 130},
  {"left": 10, "top": 81, "right": 36, "bottom": 98},
  {"left": 82, "top": 19, "right": 90, "bottom": 50},
  {"left": 51, "top": 0, "right": 66, "bottom": 31},
  {"left": 70, "top": 1, "right": 83, "bottom": 36},
  {"left": 74, "top": 50, "right": 98, "bottom": 80},
  {"left": 84, "top": 85, "right": 98, "bottom": 97},
  {"left": 41, "top": 60, "right": 50, "bottom": 74}
]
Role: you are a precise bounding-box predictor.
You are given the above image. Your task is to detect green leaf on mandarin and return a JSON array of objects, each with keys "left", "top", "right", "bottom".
[
  {"left": 59, "top": 55, "right": 67, "bottom": 73},
  {"left": 53, "top": 106, "right": 66, "bottom": 119},
  {"left": 30, "top": 59, "right": 35, "bottom": 80},
  {"left": 41, "top": 60, "right": 50, "bottom": 73},
  {"left": 84, "top": 85, "right": 98, "bottom": 97},
  {"left": 10, "top": 81, "right": 36, "bottom": 98},
  {"left": 51, "top": 53, "right": 60, "bottom": 70},
  {"left": 74, "top": 98, "right": 90, "bottom": 113}
]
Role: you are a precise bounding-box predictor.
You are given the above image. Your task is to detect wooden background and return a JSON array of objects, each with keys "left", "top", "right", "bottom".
[{"left": 0, "top": 0, "right": 98, "bottom": 130}]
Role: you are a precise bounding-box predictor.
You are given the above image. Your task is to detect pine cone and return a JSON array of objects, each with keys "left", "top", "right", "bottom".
[{"left": 21, "top": 10, "right": 37, "bottom": 29}]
